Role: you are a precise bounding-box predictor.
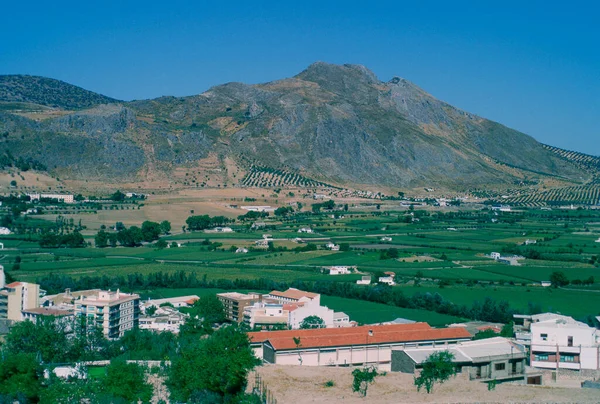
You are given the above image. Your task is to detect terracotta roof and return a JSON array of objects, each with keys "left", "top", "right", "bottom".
[
  {"left": 5, "top": 282, "right": 22, "bottom": 288},
  {"left": 282, "top": 303, "right": 305, "bottom": 312},
  {"left": 268, "top": 288, "right": 318, "bottom": 300},
  {"left": 249, "top": 323, "right": 471, "bottom": 350}
]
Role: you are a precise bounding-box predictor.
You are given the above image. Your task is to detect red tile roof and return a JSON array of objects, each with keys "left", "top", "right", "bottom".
[
  {"left": 267, "top": 288, "right": 318, "bottom": 300},
  {"left": 249, "top": 323, "right": 471, "bottom": 350},
  {"left": 5, "top": 282, "right": 22, "bottom": 288}
]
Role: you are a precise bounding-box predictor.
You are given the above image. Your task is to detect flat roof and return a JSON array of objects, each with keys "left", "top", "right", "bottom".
[
  {"left": 401, "top": 337, "right": 526, "bottom": 364},
  {"left": 22, "top": 307, "right": 74, "bottom": 316},
  {"left": 217, "top": 292, "right": 260, "bottom": 301}
]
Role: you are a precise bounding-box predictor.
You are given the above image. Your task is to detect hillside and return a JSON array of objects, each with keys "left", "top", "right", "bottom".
[
  {"left": 0, "top": 75, "right": 119, "bottom": 110},
  {"left": 0, "top": 63, "right": 591, "bottom": 192}
]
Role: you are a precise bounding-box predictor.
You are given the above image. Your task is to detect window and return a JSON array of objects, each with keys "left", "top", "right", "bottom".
[
  {"left": 560, "top": 355, "right": 575, "bottom": 362},
  {"left": 535, "top": 354, "right": 549, "bottom": 361},
  {"left": 567, "top": 336, "right": 573, "bottom": 347},
  {"left": 540, "top": 333, "right": 548, "bottom": 341},
  {"left": 495, "top": 363, "right": 506, "bottom": 371}
]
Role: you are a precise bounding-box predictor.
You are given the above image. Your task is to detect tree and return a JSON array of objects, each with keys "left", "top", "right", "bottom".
[
  {"left": 339, "top": 243, "right": 350, "bottom": 252},
  {"left": 102, "top": 360, "right": 153, "bottom": 403},
  {"left": 352, "top": 366, "right": 379, "bottom": 397},
  {"left": 191, "top": 295, "right": 226, "bottom": 324},
  {"left": 141, "top": 220, "right": 161, "bottom": 242},
  {"left": 110, "top": 190, "right": 125, "bottom": 201},
  {"left": 550, "top": 271, "right": 569, "bottom": 288},
  {"left": 500, "top": 321, "right": 514, "bottom": 338},
  {"left": 414, "top": 351, "right": 456, "bottom": 393},
  {"left": 274, "top": 206, "right": 293, "bottom": 217},
  {"left": 473, "top": 328, "right": 499, "bottom": 340},
  {"left": 0, "top": 353, "right": 43, "bottom": 403},
  {"left": 3, "top": 316, "right": 72, "bottom": 363},
  {"left": 300, "top": 315, "right": 325, "bottom": 329},
  {"left": 155, "top": 239, "right": 168, "bottom": 249},
  {"left": 160, "top": 220, "right": 172, "bottom": 234},
  {"left": 95, "top": 229, "right": 109, "bottom": 248},
  {"left": 168, "top": 326, "right": 260, "bottom": 402}
]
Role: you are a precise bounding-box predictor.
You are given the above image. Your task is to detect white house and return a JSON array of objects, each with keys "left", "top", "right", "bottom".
[
  {"left": 357, "top": 276, "right": 371, "bottom": 285},
  {"left": 0, "top": 227, "right": 11, "bottom": 235},
  {"left": 298, "top": 227, "right": 313, "bottom": 234},
  {"left": 236, "top": 247, "right": 249, "bottom": 254},
  {"left": 524, "top": 239, "right": 537, "bottom": 245},
  {"left": 380, "top": 236, "right": 392, "bottom": 242},
  {"left": 528, "top": 314, "right": 600, "bottom": 371},
  {"left": 378, "top": 276, "right": 396, "bottom": 286},
  {"left": 241, "top": 206, "right": 274, "bottom": 212},
  {"left": 139, "top": 306, "right": 187, "bottom": 333},
  {"left": 490, "top": 252, "right": 501, "bottom": 260},
  {"left": 324, "top": 266, "right": 352, "bottom": 275},
  {"left": 540, "top": 281, "right": 552, "bottom": 287},
  {"left": 325, "top": 243, "right": 340, "bottom": 251},
  {"left": 214, "top": 227, "right": 234, "bottom": 233}
]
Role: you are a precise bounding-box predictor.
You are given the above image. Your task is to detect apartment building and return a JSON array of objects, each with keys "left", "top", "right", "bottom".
[
  {"left": 217, "top": 292, "right": 261, "bottom": 323},
  {"left": 529, "top": 315, "right": 600, "bottom": 371},
  {"left": 74, "top": 289, "right": 140, "bottom": 339},
  {"left": 0, "top": 281, "right": 40, "bottom": 321}
]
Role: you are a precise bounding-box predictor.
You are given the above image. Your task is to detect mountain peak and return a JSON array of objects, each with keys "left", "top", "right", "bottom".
[{"left": 296, "top": 62, "right": 379, "bottom": 85}]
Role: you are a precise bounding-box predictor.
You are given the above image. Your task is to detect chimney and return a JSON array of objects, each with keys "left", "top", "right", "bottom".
[{"left": 368, "top": 329, "right": 373, "bottom": 337}]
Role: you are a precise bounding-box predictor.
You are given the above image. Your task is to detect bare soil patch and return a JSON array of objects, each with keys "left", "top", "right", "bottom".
[{"left": 256, "top": 364, "right": 599, "bottom": 403}]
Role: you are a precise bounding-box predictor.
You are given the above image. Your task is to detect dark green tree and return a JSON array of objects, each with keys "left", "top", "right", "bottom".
[
  {"left": 168, "top": 326, "right": 260, "bottom": 402},
  {"left": 550, "top": 271, "right": 569, "bottom": 288},
  {"left": 299, "top": 315, "right": 325, "bottom": 329},
  {"left": 160, "top": 220, "right": 172, "bottom": 234},
  {"left": 352, "top": 366, "right": 379, "bottom": 397},
  {"left": 414, "top": 351, "right": 456, "bottom": 393},
  {"left": 0, "top": 353, "right": 43, "bottom": 403}
]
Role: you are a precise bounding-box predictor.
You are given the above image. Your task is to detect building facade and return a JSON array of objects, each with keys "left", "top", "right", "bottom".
[
  {"left": 74, "top": 290, "right": 140, "bottom": 339},
  {"left": 249, "top": 323, "right": 471, "bottom": 368},
  {"left": 529, "top": 315, "right": 600, "bottom": 370},
  {"left": 217, "top": 292, "right": 261, "bottom": 323},
  {"left": 392, "top": 337, "right": 528, "bottom": 383},
  {"left": 0, "top": 281, "right": 40, "bottom": 321}
]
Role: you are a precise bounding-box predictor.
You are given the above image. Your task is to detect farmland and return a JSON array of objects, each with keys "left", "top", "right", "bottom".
[{"left": 3, "top": 195, "right": 600, "bottom": 325}]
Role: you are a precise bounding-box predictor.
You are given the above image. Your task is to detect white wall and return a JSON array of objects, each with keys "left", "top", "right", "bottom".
[{"left": 289, "top": 301, "right": 334, "bottom": 329}]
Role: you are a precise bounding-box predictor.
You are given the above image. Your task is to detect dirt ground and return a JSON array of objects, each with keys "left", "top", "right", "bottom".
[{"left": 255, "top": 365, "right": 600, "bottom": 403}]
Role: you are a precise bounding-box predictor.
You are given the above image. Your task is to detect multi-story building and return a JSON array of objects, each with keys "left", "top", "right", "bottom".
[
  {"left": 529, "top": 315, "right": 600, "bottom": 371},
  {"left": 74, "top": 289, "right": 140, "bottom": 339},
  {"left": 22, "top": 307, "right": 75, "bottom": 333},
  {"left": 217, "top": 292, "right": 261, "bottom": 323},
  {"left": 0, "top": 281, "right": 40, "bottom": 321},
  {"left": 27, "top": 193, "right": 74, "bottom": 203},
  {"left": 243, "top": 302, "right": 289, "bottom": 330}
]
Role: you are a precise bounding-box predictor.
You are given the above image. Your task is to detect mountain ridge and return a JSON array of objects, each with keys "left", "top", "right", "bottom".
[{"left": 0, "top": 63, "right": 591, "bottom": 191}]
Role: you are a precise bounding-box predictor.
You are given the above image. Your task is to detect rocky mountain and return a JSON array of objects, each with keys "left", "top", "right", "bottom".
[{"left": 0, "top": 63, "right": 590, "bottom": 190}]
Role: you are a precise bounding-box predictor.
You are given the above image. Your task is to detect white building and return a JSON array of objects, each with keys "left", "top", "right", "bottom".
[
  {"left": 525, "top": 314, "right": 600, "bottom": 370},
  {"left": 243, "top": 302, "right": 289, "bottom": 330},
  {"left": 241, "top": 206, "right": 274, "bottom": 212},
  {"left": 213, "top": 227, "right": 234, "bottom": 233},
  {"left": 378, "top": 276, "right": 396, "bottom": 286},
  {"left": 380, "top": 236, "right": 392, "bottom": 242},
  {"left": 357, "top": 276, "right": 372, "bottom": 285},
  {"left": 28, "top": 193, "right": 74, "bottom": 204},
  {"left": 324, "top": 266, "right": 352, "bottom": 275},
  {"left": 298, "top": 227, "right": 313, "bottom": 234},
  {"left": 325, "top": 243, "right": 340, "bottom": 251},
  {"left": 139, "top": 306, "right": 187, "bottom": 333},
  {"left": 333, "top": 312, "right": 352, "bottom": 327},
  {"left": 0, "top": 227, "right": 12, "bottom": 235},
  {"left": 236, "top": 247, "right": 249, "bottom": 254},
  {"left": 490, "top": 252, "right": 501, "bottom": 260}
]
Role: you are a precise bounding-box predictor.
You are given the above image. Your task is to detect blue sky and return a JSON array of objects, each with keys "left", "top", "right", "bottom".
[{"left": 1, "top": 1, "right": 598, "bottom": 154}]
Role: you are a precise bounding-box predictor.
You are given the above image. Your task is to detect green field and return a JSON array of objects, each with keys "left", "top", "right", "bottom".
[{"left": 6, "top": 205, "right": 600, "bottom": 323}]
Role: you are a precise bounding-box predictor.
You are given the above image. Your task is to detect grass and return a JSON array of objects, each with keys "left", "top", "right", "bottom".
[
  {"left": 396, "top": 284, "right": 600, "bottom": 319},
  {"left": 320, "top": 295, "right": 464, "bottom": 326}
]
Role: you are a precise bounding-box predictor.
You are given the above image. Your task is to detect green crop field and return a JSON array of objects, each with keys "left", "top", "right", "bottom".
[
  {"left": 6, "top": 204, "right": 600, "bottom": 324},
  {"left": 320, "top": 295, "right": 464, "bottom": 326}
]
